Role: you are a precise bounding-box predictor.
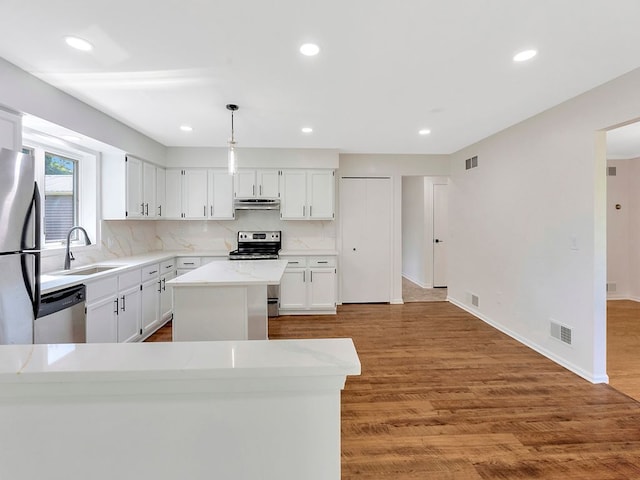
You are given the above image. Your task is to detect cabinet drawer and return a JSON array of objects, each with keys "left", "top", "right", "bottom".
[
  {"left": 86, "top": 275, "right": 118, "bottom": 303},
  {"left": 178, "top": 257, "right": 201, "bottom": 269},
  {"left": 141, "top": 263, "right": 160, "bottom": 279},
  {"left": 308, "top": 256, "right": 336, "bottom": 268},
  {"left": 118, "top": 269, "right": 141, "bottom": 290},
  {"left": 160, "top": 258, "right": 176, "bottom": 272},
  {"left": 283, "top": 256, "right": 307, "bottom": 268}
]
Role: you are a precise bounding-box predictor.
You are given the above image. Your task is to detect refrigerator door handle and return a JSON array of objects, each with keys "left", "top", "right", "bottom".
[{"left": 20, "top": 182, "right": 42, "bottom": 317}]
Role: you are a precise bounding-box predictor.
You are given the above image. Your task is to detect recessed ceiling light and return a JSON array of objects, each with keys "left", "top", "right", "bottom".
[
  {"left": 418, "top": 129, "right": 431, "bottom": 135},
  {"left": 301, "top": 127, "right": 313, "bottom": 134},
  {"left": 180, "top": 125, "right": 193, "bottom": 132},
  {"left": 64, "top": 36, "right": 93, "bottom": 52},
  {"left": 513, "top": 49, "right": 537, "bottom": 62},
  {"left": 300, "top": 43, "right": 320, "bottom": 56}
]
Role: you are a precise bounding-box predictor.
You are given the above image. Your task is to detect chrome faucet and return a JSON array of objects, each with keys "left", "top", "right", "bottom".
[{"left": 64, "top": 226, "right": 92, "bottom": 270}]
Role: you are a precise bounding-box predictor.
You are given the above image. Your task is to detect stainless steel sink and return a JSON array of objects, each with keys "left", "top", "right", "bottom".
[{"left": 61, "top": 266, "right": 118, "bottom": 276}]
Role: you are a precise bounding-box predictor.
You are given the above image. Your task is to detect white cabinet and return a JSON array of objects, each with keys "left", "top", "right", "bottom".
[
  {"left": 156, "top": 167, "right": 166, "bottom": 218},
  {"left": 116, "top": 269, "right": 142, "bottom": 343},
  {"left": 0, "top": 108, "right": 21, "bottom": 151},
  {"left": 164, "top": 169, "right": 235, "bottom": 220},
  {"left": 140, "top": 264, "right": 161, "bottom": 337},
  {"left": 279, "top": 256, "right": 337, "bottom": 314},
  {"left": 280, "top": 170, "right": 335, "bottom": 220},
  {"left": 234, "top": 169, "right": 279, "bottom": 199},
  {"left": 102, "top": 154, "right": 161, "bottom": 219},
  {"left": 208, "top": 169, "right": 235, "bottom": 219},
  {"left": 160, "top": 259, "right": 176, "bottom": 320}
]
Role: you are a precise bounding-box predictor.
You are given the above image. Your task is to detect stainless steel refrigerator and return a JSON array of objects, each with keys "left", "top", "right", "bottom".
[{"left": 0, "top": 148, "right": 41, "bottom": 344}]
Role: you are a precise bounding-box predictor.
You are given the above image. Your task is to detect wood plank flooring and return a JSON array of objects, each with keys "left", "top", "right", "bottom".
[
  {"left": 607, "top": 300, "right": 640, "bottom": 401},
  {"left": 148, "top": 303, "right": 640, "bottom": 479}
]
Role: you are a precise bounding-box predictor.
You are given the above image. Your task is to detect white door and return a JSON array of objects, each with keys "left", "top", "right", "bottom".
[
  {"left": 433, "top": 183, "right": 448, "bottom": 288},
  {"left": 341, "top": 177, "right": 392, "bottom": 303}
]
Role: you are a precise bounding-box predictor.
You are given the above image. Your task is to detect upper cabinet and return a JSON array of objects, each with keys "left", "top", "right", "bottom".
[
  {"left": 164, "top": 168, "right": 235, "bottom": 220},
  {"left": 234, "top": 169, "right": 279, "bottom": 199},
  {"left": 280, "top": 169, "right": 335, "bottom": 220},
  {"left": 103, "top": 154, "right": 164, "bottom": 220},
  {"left": 0, "top": 109, "right": 21, "bottom": 151}
]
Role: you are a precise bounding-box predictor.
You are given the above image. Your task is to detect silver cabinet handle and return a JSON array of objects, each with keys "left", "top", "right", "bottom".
[
  {"left": 184, "top": 262, "right": 195, "bottom": 265},
  {"left": 140, "top": 203, "right": 145, "bottom": 215},
  {"left": 259, "top": 185, "right": 262, "bottom": 196},
  {"left": 157, "top": 280, "right": 162, "bottom": 293},
  {"left": 204, "top": 205, "right": 206, "bottom": 216},
  {"left": 310, "top": 271, "right": 313, "bottom": 282},
  {"left": 121, "top": 295, "right": 126, "bottom": 311},
  {"left": 210, "top": 205, "right": 213, "bottom": 216},
  {"left": 113, "top": 298, "right": 119, "bottom": 314},
  {"left": 303, "top": 270, "right": 306, "bottom": 282},
  {"left": 303, "top": 205, "right": 306, "bottom": 216},
  {"left": 158, "top": 205, "right": 162, "bottom": 216},
  {"left": 253, "top": 185, "right": 255, "bottom": 196},
  {"left": 162, "top": 278, "right": 166, "bottom": 292},
  {"left": 145, "top": 203, "right": 149, "bottom": 216},
  {"left": 289, "top": 261, "right": 299, "bottom": 264},
  {"left": 317, "top": 261, "right": 328, "bottom": 264},
  {"left": 149, "top": 270, "right": 158, "bottom": 275},
  {"left": 309, "top": 205, "right": 312, "bottom": 217}
]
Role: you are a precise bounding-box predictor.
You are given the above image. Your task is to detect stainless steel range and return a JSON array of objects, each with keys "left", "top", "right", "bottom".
[
  {"left": 229, "top": 231, "right": 282, "bottom": 316},
  {"left": 229, "top": 231, "right": 281, "bottom": 260}
]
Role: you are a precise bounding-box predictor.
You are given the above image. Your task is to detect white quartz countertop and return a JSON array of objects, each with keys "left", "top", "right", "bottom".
[
  {"left": 0, "top": 338, "right": 360, "bottom": 384},
  {"left": 168, "top": 259, "right": 288, "bottom": 287}
]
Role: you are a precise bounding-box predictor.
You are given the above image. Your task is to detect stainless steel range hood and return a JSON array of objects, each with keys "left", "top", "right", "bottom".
[{"left": 234, "top": 198, "right": 280, "bottom": 210}]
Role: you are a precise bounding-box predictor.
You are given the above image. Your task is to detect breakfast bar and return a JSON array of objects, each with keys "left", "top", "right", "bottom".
[{"left": 167, "top": 259, "right": 288, "bottom": 341}]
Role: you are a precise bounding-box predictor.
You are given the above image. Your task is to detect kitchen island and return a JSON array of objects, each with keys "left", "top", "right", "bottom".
[{"left": 167, "top": 259, "right": 288, "bottom": 341}]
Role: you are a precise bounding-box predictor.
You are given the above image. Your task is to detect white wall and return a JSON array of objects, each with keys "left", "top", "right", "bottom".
[
  {"left": 448, "top": 66, "right": 640, "bottom": 384},
  {"left": 338, "top": 154, "right": 450, "bottom": 304},
  {"left": 402, "top": 177, "right": 427, "bottom": 286},
  {"left": 0, "top": 57, "right": 165, "bottom": 163}
]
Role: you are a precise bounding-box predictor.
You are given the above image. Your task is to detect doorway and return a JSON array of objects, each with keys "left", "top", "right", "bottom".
[
  {"left": 401, "top": 176, "right": 449, "bottom": 302},
  {"left": 606, "top": 120, "right": 640, "bottom": 401}
]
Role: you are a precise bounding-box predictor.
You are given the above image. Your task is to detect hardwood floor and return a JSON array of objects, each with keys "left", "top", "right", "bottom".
[
  {"left": 148, "top": 303, "right": 640, "bottom": 479},
  {"left": 608, "top": 300, "right": 640, "bottom": 401}
]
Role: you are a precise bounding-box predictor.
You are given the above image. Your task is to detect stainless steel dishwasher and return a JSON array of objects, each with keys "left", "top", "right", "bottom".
[{"left": 34, "top": 284, "right": 86, "bottom": 344}]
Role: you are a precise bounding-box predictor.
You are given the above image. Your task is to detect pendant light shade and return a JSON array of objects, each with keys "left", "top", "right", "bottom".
[{"left": 226, "top": 104, "right": 239, "bottom": 175}]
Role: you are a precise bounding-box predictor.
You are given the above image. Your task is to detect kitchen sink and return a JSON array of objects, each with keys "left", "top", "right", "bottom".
[{"left": 61, "top": 266, "right": 118, "bottom": 276}]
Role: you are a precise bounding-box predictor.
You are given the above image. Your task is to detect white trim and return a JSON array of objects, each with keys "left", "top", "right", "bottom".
[
  {"left": 447, "top": 296, "right": 609, "bottom": 385},
  {"left": 402, "top": 273, "right": 431, "bottom": 289}
]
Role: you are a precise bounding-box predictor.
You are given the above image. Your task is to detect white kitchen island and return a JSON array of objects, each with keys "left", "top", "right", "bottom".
[{"left": 168, "top": 259, "right": 288, "bottom": 341}]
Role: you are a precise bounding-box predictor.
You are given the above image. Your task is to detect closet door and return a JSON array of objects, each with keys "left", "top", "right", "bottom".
[{"left": 340, "top": 177, "right": 392, "bottom": 303}]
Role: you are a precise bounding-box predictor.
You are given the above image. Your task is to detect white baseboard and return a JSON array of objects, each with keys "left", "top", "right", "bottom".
[
  {"left": 607, "top": 295, "right": 640, "bottom": 302},
  {"left": 401, "top": 274, "right": 431, "bottom": 289},
  {"left": 447, "top": 296, "right": 608, "bottom": 385}
]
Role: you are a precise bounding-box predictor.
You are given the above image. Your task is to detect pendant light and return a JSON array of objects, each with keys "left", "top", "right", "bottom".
[{"left": 226, "top": 104, "right": 239, "bottom": 175}]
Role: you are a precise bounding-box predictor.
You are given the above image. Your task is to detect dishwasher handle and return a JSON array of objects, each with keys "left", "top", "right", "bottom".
[{"left": 37, "top": 285, "right": 86, "bottom": 318}]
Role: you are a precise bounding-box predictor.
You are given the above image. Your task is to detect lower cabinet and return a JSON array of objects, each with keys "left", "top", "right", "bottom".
[
  {"left": 279, "top": 256, "right": 337, "bottom": 314},
  {"left": 85, "top": 260, "right": 177, "bottom": 343}
]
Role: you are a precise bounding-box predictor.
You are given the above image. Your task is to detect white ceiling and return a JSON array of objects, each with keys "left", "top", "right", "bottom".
[{"left": 2, "top": 0, "right": 640, "bottom": 154}]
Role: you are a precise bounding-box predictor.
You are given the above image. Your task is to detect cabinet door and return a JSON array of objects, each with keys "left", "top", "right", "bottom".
[
  {"left": 279, "top": 268, "right": 307, "bottom": 310},
  {"left": 160, "top": 270, "right": 176, "bottom": 319},
  {"left": 164, "top": 169, "right": 183, "bottom": 219},
  {"left": 156, "top": 167, "right": 166, "bottom": 218},
  {"left": 182, "top": 169, "right": 208, "bottom": 219},
  {"left": 143, "top": 162, "right": 157, "bottom": 218},
  {"left": 308, "top": 170, "right": 334, "bottom": 219},
  {"left": 257, "top": 169, "right": 279, "bottom": 198},
  {"left": 86, "top": 296, "right": 118, "bottom": 343},
  {"left": 125, "top": 156, "right": 144, "bottom": 218},
  {"left": 118, "top": 285, "right": 141, "bottom": 343},
  {"left": 280, "top": 170, "right": 307, "bottom": 219},
  {"left": 208, "top": 169, "right": 235, "bottom": 219},
  {"left": 309, "top": 268, "right": 336, "bottom": 309},
  {"left": 141, "top": 278, "right": 160, "bottom": 335},
  {"left": 234, "top": 170, "right": 256, "bottom": 198}
]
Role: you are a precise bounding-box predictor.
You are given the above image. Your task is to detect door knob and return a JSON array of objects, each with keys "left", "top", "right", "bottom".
[
  {"left": 434, "top": 239, "right": 443, "bottom": 243},
  {"left": 353, "top": 248, "right": 356, "bottom": 251}
]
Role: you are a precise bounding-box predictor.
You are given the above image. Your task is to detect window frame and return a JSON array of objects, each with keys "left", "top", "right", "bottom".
[{"left": 22, "top": 138, "right": 99, "bottom": 256}]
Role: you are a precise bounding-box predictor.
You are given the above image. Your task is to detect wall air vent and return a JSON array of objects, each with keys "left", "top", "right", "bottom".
[
  {"left": 465, "top": 156, "right": 479, "bottom": 170},
  {"left": 607, "top": 282, "right": 617, "bottom": 293},
  {"left": 550, "top": 320, "right": 572, "bottom": 346},
  {"left": 607, "top": 166, "right": 617, "bottom": 176}
]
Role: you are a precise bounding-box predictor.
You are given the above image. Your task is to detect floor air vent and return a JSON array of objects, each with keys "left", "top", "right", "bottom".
[{"left": 550, "top": 321, "right": 572, "bottom": 346}]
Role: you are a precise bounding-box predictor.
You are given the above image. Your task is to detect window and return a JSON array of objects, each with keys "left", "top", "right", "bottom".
[
  {"left": 44, "top": 153, "right": 79, "bottom": 243},
  {"left": 22, "top": 138, "right": 98, "bottom": 252}
]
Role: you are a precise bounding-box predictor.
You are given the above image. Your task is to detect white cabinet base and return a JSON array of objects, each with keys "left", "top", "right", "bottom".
[{"left": 172, "top": 285, "right": 267, "bottom": 341}]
